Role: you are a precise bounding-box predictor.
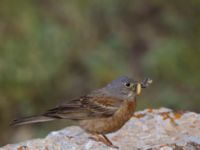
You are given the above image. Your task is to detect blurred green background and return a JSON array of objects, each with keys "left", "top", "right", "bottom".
[{"left": 0, "top": 0, "right": 200, "bottom": 146}]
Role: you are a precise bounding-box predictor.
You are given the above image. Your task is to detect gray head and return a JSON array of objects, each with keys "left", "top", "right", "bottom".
[{"left": 103, "top": 76, "right": 139, "bottom": 100}]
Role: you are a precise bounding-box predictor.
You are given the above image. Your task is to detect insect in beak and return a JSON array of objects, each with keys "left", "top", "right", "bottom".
[
  {"left": 133, "top": 77, "right": 152, "bottom": 96},
  {"left": 136, "top": 83, "right": 142, "bottom": 95}
]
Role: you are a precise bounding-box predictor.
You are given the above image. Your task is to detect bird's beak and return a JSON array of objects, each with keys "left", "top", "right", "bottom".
[{"left": 136, "top": 83, "right": 142, "bottom": 95}]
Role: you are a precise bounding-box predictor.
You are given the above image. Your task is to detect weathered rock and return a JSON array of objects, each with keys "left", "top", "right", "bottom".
[{"left": 1, "top": 108, "right": 200, "bottom": 150}]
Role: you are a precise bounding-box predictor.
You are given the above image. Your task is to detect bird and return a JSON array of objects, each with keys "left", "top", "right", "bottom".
[{"left": 11, "top": 76, "right": 152, "bottom": 148}]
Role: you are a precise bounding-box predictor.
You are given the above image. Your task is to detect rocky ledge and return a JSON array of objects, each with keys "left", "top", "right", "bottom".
[{"left": 1, "top": 108, "right": 200, "bottom": 150}]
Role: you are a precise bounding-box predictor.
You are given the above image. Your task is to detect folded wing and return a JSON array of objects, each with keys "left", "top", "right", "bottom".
[
  {"left": 11, "top": 95, "right": 123, "bottom": 126},
  {"left": 44, "top": 95, "right": 123, "bottom": 120}
]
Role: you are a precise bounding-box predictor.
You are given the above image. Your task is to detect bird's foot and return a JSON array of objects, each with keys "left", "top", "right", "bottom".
[{"left": 89, "top": 134, "right": 119, "bottom": 149}]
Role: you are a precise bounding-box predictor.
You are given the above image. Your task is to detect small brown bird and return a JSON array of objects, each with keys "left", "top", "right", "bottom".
[{"left": 11, "top": 76, "right": 152, "bottom": 148}]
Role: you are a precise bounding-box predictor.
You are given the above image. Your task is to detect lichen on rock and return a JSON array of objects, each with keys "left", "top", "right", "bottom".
[{"left": 1, "top": 108, "right": 200, "bottom": 150}]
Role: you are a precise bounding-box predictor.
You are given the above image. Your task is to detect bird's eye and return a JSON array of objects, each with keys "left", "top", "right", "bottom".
[{"left": 125, "top": 82, "right": 131, "bottom": 87}]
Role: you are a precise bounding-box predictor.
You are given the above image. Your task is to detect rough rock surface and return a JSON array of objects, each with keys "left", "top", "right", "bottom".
[{"left": 2, "top": 108, "right": 200, "bottom": 150}]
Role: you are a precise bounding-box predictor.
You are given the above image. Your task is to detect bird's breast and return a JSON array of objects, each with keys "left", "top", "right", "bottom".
[{"left": 113, "top": 100, "right": 136, "bottom": 124}]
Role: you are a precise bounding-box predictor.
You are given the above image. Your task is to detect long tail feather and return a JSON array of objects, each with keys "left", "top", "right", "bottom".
[{"left": 10, "top": 115, "right": 55, "bottom": 126}]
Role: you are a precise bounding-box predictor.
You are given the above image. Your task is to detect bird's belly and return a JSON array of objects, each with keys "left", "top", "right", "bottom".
[{"left": 79, "top": 100, "right": 136, "bottom": 134}]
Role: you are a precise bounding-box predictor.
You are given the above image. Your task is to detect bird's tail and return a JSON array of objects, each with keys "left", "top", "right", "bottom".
[{"left": 10, "top": 115, "right": 55, "bottom": 126}]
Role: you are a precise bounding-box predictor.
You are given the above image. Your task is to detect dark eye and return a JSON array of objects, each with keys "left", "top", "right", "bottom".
[{"left": 125, "top": 82, "right": 131, "bottom": 87}]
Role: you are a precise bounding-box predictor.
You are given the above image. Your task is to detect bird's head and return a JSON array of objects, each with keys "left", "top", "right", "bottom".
[{"left": 105, "top": 76, "right": 152, "bottom": 100}]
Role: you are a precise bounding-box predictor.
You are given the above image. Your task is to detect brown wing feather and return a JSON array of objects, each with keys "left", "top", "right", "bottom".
[{"left": 43, "top": 95, "right": 123, "bottom": 120}]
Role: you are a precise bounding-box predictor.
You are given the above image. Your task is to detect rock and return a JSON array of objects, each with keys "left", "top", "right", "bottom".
[{"left": 1, "top": 108, "right": 200, "bottom": 150}]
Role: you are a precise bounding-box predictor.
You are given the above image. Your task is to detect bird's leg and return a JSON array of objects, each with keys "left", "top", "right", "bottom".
[
  {"left": 100, "top": 134, "right": 119, "bottom": 149},
  {"left": 89, "top": 133, "right": 118, "bottom": 149}
]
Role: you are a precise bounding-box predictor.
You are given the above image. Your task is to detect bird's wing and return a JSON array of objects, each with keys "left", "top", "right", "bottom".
[{"left": 43, "top": 95, "right": 123, "bottom": 120}]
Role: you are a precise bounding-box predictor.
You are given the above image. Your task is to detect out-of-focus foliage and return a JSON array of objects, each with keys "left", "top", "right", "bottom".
[{"left": 0, "top": 0, "right": 200, "bottom": 145}]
